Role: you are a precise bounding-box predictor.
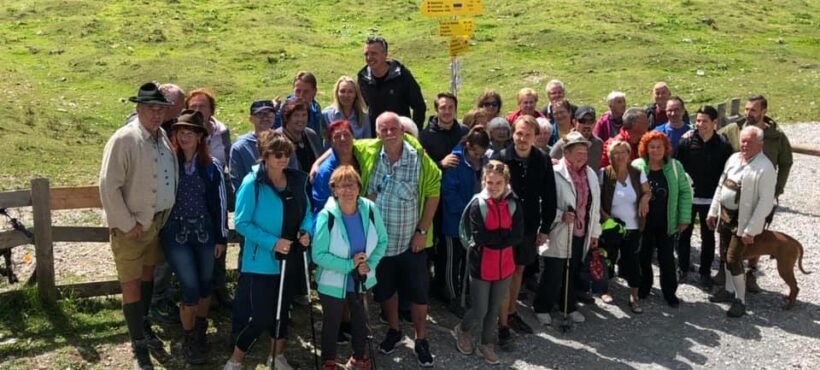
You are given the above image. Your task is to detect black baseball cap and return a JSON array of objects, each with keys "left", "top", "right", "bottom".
[{"left": 250, "top": 100, "right": 275, "bottom": 115}]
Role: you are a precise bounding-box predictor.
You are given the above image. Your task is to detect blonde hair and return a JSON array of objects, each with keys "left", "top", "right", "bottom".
[
  {"left": 330, "top": 76, "right": 367, "bottom": 128},
  {"left": 483, "top": 160, "right": 511, "bottom": 183},
  {"left": 329, "top": 165, "right": 362, "bottom": 194},
  {"left": 606, "top": 139, "right": 631, "bottom": 160},
  {"left": 517, "top": 88, "right": 538, "bottom": 103}
]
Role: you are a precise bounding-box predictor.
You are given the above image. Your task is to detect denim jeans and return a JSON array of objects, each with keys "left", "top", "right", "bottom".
[{"left": 160, "top": 215, "right": 215, "bottom": 306}]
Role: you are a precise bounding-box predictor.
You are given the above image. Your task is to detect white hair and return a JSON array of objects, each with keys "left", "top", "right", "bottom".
[
  {"left": 606, "top": 91, "right": 626, "bottom": 106},
  {"left": 398, "top": 116, "right": 418, "bottom": 138},
  {"left": 741, "top": 125, "right": 764, "bottom": 141},
  {"left": 158, "top": 83, "right": 185, "bottom": 104},
  {"left": 546, "top": 79, "right": 565, "bottom": 92},
  {"left": 536, "top": 117, "right": 552, "bottom": 136}
]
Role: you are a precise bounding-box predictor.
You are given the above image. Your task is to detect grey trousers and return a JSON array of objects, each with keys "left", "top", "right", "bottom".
[{"left": 459, "top": 276, "right": 512, "bottom": 345}]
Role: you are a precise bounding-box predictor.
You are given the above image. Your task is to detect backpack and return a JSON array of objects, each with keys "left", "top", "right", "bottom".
[{"left": 458, "top": 195, "right": 517, "bottom": 249}]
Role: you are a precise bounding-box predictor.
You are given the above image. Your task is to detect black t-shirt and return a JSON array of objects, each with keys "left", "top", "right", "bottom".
[{"left": 647, "top": 169, "right": 668, "bottom": 231}]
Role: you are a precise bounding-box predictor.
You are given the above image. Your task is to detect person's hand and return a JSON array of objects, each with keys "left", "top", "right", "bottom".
[
  {"left": 536, "top": 233, "right": 548, "bottom": 245},
  {"left": 562, "top": 210, "right": 576, "bottom": 225},
  {"left": 353, "top": 252, "right": 367, "bottom": 267},
  {"left": 275, "top": 238, "right": 293, "bottom": 255},
  {"left": 298, "top": 232, "right": 311, "bottom": 248},
  {"left": 590, "top": 237, "right": 599, "bottom": 248},
  {"left": 272, "top": 96, "right": 282, "bottom": 110},
  {"left": 124, "top": 224, "right": 144, "bottom": 240},
  {"left": 411, "top": 233, "right": 426, "bottom": 253},
  {"left": 706, "top": 216, "right": 717, "bottom": 231},
  {"left": 677, "top": 223, "right": 688, "bottom": 233},
  {"left": 357, "top": 262, "right": 370, "bottom": 276},
  {"left": 741, "top": 233, "right": 755, "bottom": 245},
  {"left": 440, "top": 154, "right": 460, "bottom": 169},
  {"left": 214, "top": 244, "right": 226, "bottom": 258},
  {"left": 639, "top": 196, "right": 650, "bottom": 217},
  {"left": 309, "top": 164, "right": 320, "bottom": 183},
  {"left": 681, "top": 130, "right": 695, "bottom": 140}
]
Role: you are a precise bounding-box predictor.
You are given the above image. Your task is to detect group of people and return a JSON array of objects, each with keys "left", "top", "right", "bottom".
[{"left": 99, "top": 36, "right": 793, "bottom": 370}]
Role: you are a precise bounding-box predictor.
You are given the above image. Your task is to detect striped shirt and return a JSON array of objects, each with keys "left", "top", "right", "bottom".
[{"left": 368, "top": 142, "right": 420, "bottom": 256}]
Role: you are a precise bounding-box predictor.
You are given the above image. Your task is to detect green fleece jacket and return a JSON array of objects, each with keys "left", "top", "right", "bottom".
[
  {"left": 353, "top": 134, "right": 441, "bottom": 247},
  {"left": 719, "top": 117, "right": 792, "bottom": 196},
  {"left": 632, "top": 157, "right": 693, "bottom": 236}
]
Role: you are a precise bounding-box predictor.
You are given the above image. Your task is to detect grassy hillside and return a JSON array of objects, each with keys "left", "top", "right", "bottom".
[{"left": 0, "top": 0, "right": 818, "bottom": 190}]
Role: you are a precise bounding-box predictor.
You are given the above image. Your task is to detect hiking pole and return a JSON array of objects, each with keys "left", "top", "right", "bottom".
[
  {"left": 357, "top": 271, "right": 378, "bottom": 370},
  {"left": 274, "top": 246, "right": 288, "bottom": 342},
  {"left": 301, "top": 237, "right": 320, "bottom": 370},
  {"left": 560, "top": 206, "right": 575, "bottom": 333}
]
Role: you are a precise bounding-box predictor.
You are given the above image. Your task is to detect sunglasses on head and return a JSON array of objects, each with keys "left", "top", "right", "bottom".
[
  {"left": 481, "top": 101, "right": 500, "bottom": 108},
  {"left": 484, "top": 163, "right": 507, "bottom": 172}
]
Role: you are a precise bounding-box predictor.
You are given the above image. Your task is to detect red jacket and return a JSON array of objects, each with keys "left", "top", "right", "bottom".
[
  {"left": 464, "top": 191, "right": 524, "bottom": 281},
  {"left": 600, "top": 128, "right": 641, "bottom": 168}
]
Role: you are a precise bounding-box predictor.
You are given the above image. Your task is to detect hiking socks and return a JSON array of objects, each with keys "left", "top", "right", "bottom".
[
  {"left": 123, "top": 301, "right": 146, "bottom": 341},
  {"left": 141, "top": 281, "right": 154, "bottom": 318},
  {"left": 724, "top": 265, "right": 735, "bottom": 294},
  {"left": 731, "top": 274, "right": 746, "bottom": 304}
]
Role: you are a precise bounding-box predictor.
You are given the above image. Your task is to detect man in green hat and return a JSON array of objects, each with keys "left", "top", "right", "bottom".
[{"left": 100, "top": 82, "right": 178, "bottom": 370}]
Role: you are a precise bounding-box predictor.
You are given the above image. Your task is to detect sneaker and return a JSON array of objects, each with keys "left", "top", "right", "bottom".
[
  {"left": 746, "top": 270, "right": 762, "bottom": 294},
  {"left": 536, "top": 313, "right": 552, "bottom": 326},
  {"left": 345, "top": 357, "right": 371, "bottom": 370},
  {"left": 507, "top": 312, "right": 533, "bottom": 334},
  {"left": 569, "top": 311, "right": 585, "bottom": 323},
  {"left": 497, "top": 326, "right": 514, "bottom": 352},
  {"left": 414, "top": 338, "right": 434, "bottom": 367},
  {"left": 223, "top": 359, "right": 242, "bottom": 370},
  {"left": 453, "top": 324, "right": 474, "bottom": 354},
  {"left": 709, "top": 288, "right": 735, "bottom": 303},
  {"left": 727, "top": 299, "right": 746, "bottom": 318},
  {"left": 132, "top": 339, "right": 154, "bottom": 370},
  {"left": 323, "top": 359, "right": 339, "bottom": 370},
  {"left": 142, "top": 320, "right": 164, "bottom": 350},
  {"left": 476, "top": 344, "right": 501, "bottom": 365},
  {"left": 378, "top": 328, "right": 402, "bottom": 354},
  {"left": 269, "top": 354, "right": 294, "bottom": 370}
]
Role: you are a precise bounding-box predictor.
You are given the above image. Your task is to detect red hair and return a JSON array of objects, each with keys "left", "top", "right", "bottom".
[
  {"left": 171, "top": 129, "right": 213, "bottom": 168},
  {"left": 326, "top": 119, "right": 354, "bottom": 141},
  {"left": 638, "top": 131, "right": 673, "bottom": 160}
]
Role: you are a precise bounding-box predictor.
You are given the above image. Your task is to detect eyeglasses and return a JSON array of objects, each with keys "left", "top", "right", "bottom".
[
  {"left": 481, "top": 101, "right": 500, "bottom": 108},
  {"left": 272, "top": 151, "right": 291, "bottom": 159}
]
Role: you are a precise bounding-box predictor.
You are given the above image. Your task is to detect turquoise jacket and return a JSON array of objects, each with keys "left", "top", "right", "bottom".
[
  {"left": 312, "top": 197, "right": 388, "bottom": 298},
  {"left": 632, "top": 157, "right": 693, "bottom": 235},
  {"left": 235, "top": 165, "right": 313, "bottom": 275}
]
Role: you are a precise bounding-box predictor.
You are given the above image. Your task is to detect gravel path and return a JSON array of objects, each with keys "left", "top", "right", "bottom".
[{"left": 1, "top": 123, "right": 818, "bottom": 369}]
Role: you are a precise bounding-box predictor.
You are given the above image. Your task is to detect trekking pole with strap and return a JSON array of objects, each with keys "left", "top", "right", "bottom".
[
  {"left": 357, "top": 270, "right": 378, "bottom": 370},
  {"left": 300, "top": 233, "right": 320, "bottom": 370},
  {"left": 560, "top": 206, "right": 575, "bottom": 333},
  {"left": 274, "top": 244, "right": 289, "bottom": 341}
]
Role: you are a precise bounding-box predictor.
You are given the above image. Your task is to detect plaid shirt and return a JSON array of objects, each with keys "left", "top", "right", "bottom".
[{"left": 368, "top": 142, "right": 420, "bottom": 256}]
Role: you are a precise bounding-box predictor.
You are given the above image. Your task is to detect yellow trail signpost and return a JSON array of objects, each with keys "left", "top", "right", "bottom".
[
  {"left": 421, "top": 0, "right": 483, "bottom": 96},
  {"left": 420, "top": 0, "right": 483, "bottom": 17}
]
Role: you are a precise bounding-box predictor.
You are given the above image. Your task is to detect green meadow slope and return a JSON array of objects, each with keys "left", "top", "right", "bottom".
[{"left": 0, "top": 0, "right": 818, "bottom": 189}]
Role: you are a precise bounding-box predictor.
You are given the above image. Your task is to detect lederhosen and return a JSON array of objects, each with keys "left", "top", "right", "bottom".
[{"left": 717, "top": 177, "right": 746, "bottom": 275}]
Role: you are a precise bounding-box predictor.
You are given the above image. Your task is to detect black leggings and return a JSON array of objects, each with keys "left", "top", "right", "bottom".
[
  {"left": 533, "top": 236, "right": 584, "bottom": 314},
  {"left": 639, "top": 227, "right": 678, "bottom": 300},
  {"left": 233, "top": 272, "right": 294, "bottom": 352},
  {"left": 320, "top": 293, "right": 367, "bottom": 361},
  {"left": 605, "top": 230, "right": 641, "bottom": 288}
]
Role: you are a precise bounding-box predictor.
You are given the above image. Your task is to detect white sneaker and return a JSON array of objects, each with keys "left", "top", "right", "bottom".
[
  {"left": 267, "top": 355, "right": 294, "bottom": 370},
  {"left": 569, "top": 311, "right": 585, "bottom": 323},
  {"left": 223, "top": 359, "right": 242, "bottom": 370},
  {"left": 536, "top": 313, "right": 552, "bottom": 326}
]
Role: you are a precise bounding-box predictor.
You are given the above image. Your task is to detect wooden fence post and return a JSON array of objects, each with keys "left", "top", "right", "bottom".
[{"left": 31, "top": 178, "right": 57, "bottom": 303}]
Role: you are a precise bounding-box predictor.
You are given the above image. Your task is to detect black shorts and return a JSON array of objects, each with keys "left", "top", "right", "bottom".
[
  {"left": 513, "top": 233, "right": 538, "bottom": 266},
  {"left": 374, "top": 248, "right": 429, "bottom": 305}
]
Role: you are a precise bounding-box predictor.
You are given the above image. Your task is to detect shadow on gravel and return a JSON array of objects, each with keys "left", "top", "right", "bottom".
[{"left": 774, "top": 205, "right": 820, "bottom": 219}]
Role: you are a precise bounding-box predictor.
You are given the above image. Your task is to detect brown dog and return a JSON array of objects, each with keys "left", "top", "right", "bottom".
[{"left": 742, "top": 230, "right": 812, "bottom": 310}]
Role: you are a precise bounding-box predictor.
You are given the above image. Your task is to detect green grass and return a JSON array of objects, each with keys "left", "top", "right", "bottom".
[{"left": 0, "top": 0, "right": 818, "bottom": 191}]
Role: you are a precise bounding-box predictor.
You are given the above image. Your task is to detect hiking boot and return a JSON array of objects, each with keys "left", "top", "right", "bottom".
[
  {"left": 709, "top": 288, "right": 735, "bottom": 303},
  {"left": 507, "top": 312, "right": 533, "bottom": 334},
  {"left": 414, "top": 338, "right": 434, "bottom": 367},
  {"left": 268, "top": 354, "right": 294, "bottom": 370},
  {"left": 194, "top": 317, "right": 209, "bottom": 352},
  {"left": 453, "top": 324, "right": 474, "bottom": 354},
  {"left": 223, "top": 359, "right": 242, "bottom": 370},
  {"left": 323, "top": 359, "right": 339, "bottom": 370},
  {"left": 132, "top": 339, "right": 154, "bottom": 370},
  {"left": 497, "top": 326, "right": 514, "bottom": 352},
  {"left": 183, "top": 331, "right": 206, "bottom": 365},
  {"left": 727, "top": 299, "right": 746, "bottom": 318},
  {"left": 142, "top": 320, "right": 164, "bottom": 350},
  {"left": 476, "top": 344, "right": 501, "bottom": 365},
  {"left": 569, "top": 311, "right": 586, "bottom": 323},
  {"left": 746, "top": 270, "right": 762, "bottom": 294},
  {"left": 536, "top": 313, "right": 552, "bottom": 326},
  {"left": 345, "top": 357, "right": 371, "bottom": 370},
  {"left": 378, "top": 328, "right": 402, "bottom": 354}
]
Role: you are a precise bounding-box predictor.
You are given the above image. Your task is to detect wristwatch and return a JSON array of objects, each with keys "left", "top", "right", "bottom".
[{"left": 415, "top": 227, "right": 428, "bottom": 235}]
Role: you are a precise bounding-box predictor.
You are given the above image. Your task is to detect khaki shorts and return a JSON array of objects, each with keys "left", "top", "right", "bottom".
[{"left": 110, "top": 211, "right": 169, "bottom": 282}]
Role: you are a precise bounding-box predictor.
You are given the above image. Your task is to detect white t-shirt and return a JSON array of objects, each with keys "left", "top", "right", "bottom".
[{"left": 609, "top": 171, "right": 648, "bottom": 230}]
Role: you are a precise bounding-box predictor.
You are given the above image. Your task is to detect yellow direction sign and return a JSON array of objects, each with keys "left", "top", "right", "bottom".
[
  {"left": 449, "top": 36, "right": 470, "bottom": 57},
  {"left": 421, "top": 0, "right": 483, "bottom": 17},
  {"left": 438, "top": 19, "right": 475, "bottom": 37}
]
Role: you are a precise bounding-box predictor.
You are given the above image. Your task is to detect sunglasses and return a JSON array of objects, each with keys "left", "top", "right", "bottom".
[
  {"left": 272, "top": 151, "right": 291, "bottom": 159},
  {"left": 481, "top": 101, "right": 500, "bottom": 108},
  {"left": 484, "top": 163, "right": 507, "bottom": 172}
]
